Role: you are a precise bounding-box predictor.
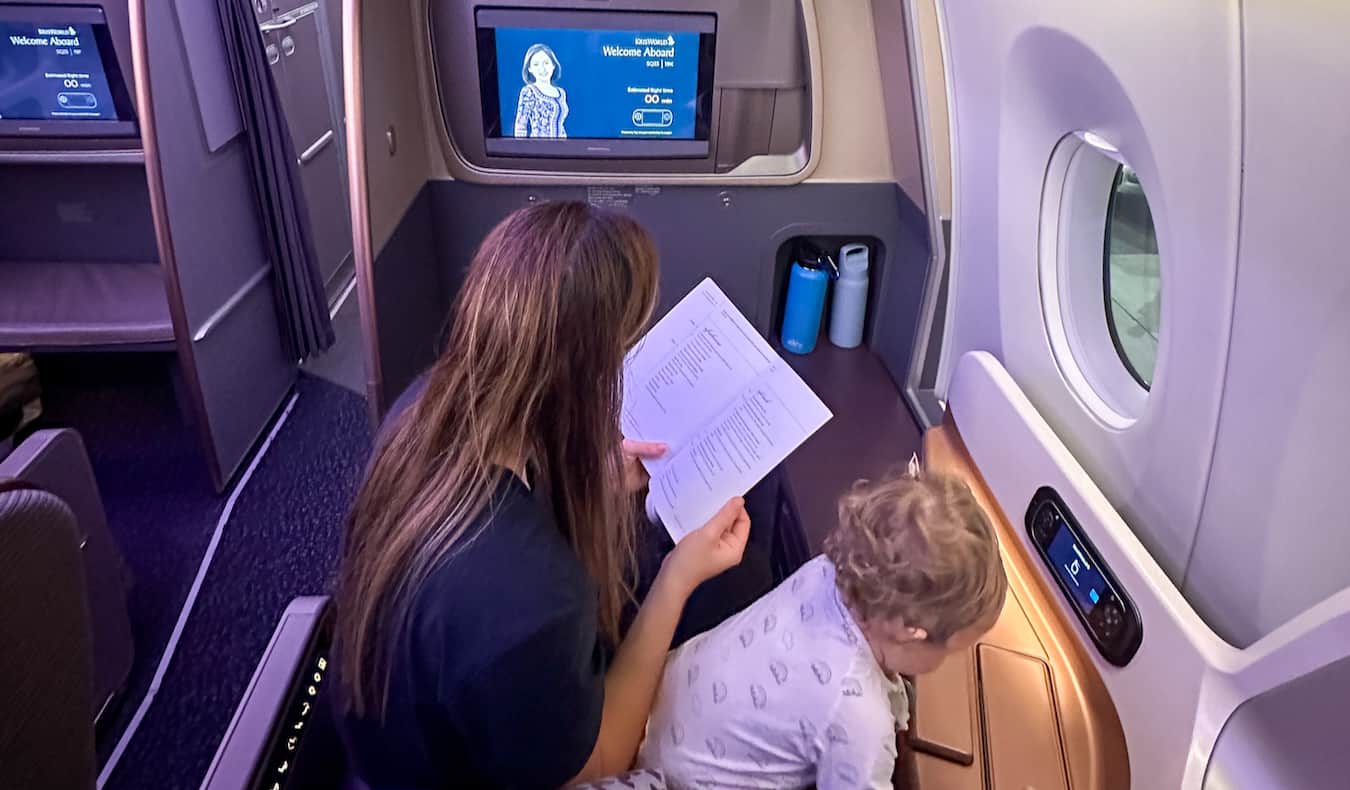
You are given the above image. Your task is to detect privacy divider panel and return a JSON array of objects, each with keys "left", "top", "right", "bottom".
[{"left": 144, "top": 0, "right": 295, "bottom": 485}]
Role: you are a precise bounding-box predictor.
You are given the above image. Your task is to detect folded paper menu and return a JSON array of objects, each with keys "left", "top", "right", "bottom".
[{"left": 622, "top": 278, "right": 833, "bottom": 541}]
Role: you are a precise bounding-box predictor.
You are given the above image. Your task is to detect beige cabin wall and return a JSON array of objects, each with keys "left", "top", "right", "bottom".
[
  {"left": 356, "top": 0, "right": 432, "bottom": 254},
  {"left": 808, "top": 0, "right": 895, "bottom": 183},
  {"left": 915, "top": 0, "right": 952, "bottom": 219}
]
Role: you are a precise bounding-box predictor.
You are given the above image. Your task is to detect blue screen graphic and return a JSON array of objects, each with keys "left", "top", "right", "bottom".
[
  {"left": 1046, "top": 522, "right": 1108, "bottom": 614},
  {"left": 0, "top": 20, "right": 117, "bottom": 121},
  {"left": 493, "top": 27, "right": 701, "bottom": 140}
]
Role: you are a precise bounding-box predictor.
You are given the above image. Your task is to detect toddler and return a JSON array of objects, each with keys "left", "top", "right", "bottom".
[{"left": 638, "top": 466, "right": 1009, "bottom": 789}]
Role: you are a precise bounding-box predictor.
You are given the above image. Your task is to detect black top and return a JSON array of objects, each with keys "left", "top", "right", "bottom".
[{"left": 338, "top": 473, "right": 606, "bottom": 788}]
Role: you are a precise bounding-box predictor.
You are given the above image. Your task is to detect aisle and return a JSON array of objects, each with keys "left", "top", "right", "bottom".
[{"left": 101, "top": 373, "right": 371, "bottom": 789}]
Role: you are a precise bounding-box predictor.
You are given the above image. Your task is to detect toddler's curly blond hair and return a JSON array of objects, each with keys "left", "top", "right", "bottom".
[{"left": 824, "top": 465, "right": 1008, "bottom": 643}]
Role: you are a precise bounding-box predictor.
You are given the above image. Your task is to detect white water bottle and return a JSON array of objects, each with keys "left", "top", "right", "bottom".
[{"left": 829, "top": 243, "right": 869, "bottom": 348}]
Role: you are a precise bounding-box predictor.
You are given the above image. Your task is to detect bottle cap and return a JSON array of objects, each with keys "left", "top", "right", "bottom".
[
  {"left": 796, "top": 240, "right": 840, "bottom": 279},
  {"left": 839, "top": 243, "right": 869, "bottom": 281}
]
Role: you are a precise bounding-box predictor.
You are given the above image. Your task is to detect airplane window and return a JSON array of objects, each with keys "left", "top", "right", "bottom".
[
  {"left": 1040, "top": 132, "right": 1157, "bottom": 428},
  {"left": 1103, "top": 166, "right": 1160, "bottom": 389}
]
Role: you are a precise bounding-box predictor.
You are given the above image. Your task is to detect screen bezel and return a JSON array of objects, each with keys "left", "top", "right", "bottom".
[
  {"left": 0, "top": 3, "right": 138, "bottom": 138},
  {"left": 474, "top": 7, "right": 716, "bottom": 159}
]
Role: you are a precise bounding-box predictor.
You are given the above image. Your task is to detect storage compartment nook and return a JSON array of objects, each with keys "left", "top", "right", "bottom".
[{"left": 0, "top": 161, "right": 171, "bottom": 351}]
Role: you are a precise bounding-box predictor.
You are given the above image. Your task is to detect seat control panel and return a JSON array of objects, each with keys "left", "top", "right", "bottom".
[{"left": 1025, "top": 487, "right": 1141, "bottom": 666}]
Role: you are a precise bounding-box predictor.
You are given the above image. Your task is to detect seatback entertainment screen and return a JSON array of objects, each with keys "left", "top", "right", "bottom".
[
  {"left": 475, "top": 9, "right": 715, "bottom": 158},
  {"left": 0, "top": 4, "right": 136, "bottom": 136}
]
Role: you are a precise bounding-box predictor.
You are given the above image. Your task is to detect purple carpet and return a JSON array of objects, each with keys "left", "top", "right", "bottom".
[{"left": 35, "top": 356, "right": 371, "bottom": 788}]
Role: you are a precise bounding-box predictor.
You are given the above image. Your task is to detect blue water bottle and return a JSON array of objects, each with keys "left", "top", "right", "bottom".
[{"left": 781, "top": 243, "right": 836, "bottom": 355}]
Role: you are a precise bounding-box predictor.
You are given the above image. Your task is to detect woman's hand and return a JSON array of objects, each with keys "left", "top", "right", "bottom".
[
  {"left": 622, "top": 439, "right": 667, "bottom": 493},
  {"left": 659, "top": 498, "right": 751, "bottom": 596}
]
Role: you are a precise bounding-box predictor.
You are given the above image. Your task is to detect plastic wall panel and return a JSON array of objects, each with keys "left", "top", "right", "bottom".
[
  {"left": 145, "top": 0, "right": 294, "bottom": 484},
  {"left": 1183, "top": 0, "right": 1350, "bottom": 647},
  {"left": 0, "top": 164, "right": 156, "bottom": 262},
  {"left": 371, "top": 184, "right": 444, "bottom": 410},
  {"left": 939, "top": 0, "right": 1241, "bottom": 586},
  {"left": 1203, "top": 653, "right": 1350, "bottom": 790}
]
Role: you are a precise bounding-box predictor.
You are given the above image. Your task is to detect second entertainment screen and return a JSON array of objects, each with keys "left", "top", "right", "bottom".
[
  {"left": 0, "top": 15, "right": 118, "bottom": 121},
  {"left": 491, "top": 26, "right": 702, "bottom": 141}
]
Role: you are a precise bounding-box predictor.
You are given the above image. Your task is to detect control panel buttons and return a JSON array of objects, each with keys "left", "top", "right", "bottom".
[
  {"left": 1025, "top": 487, "right": 1141, "bottom": 666},
  {"left": 1089, "top": 595, "right": 1124, "bottom": 641},
  {"left": 264, "top": 651, "right": 328, "bottom": 786},
  {"left": 1032, "top": 503, "right": 1056, "bottom": 543}
]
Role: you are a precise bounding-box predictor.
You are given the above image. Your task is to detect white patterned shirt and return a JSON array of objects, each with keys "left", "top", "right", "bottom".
[{"left": 638, "top": 556, "right": 909, "bottom": 789}]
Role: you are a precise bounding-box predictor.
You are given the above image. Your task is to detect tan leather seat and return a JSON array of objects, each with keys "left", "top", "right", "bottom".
[{"left": 909, "top": 419, "right": 1130, "bottom": 790}]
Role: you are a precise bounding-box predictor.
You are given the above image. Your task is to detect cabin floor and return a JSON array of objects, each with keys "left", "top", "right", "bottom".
[
  {"left": 33, "top": 310, "right": 373, "bottom": 788},
  {"left": 303, "top": 288, "right": 367, "bottom": 396}
]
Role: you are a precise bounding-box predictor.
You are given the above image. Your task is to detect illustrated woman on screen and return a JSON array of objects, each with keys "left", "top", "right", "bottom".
[{"left": 513, "top": 43, "right": 569, "bottom": 138}]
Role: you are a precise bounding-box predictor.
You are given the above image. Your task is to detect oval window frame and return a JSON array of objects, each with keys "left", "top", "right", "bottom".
[{"left": 1039, "top": 132, "right": 1158, "bottom": 428}]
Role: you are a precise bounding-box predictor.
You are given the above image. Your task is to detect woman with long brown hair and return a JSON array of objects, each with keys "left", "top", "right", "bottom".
[{"left": 333, "top": 201, "right": 760, "bottom": 787}]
